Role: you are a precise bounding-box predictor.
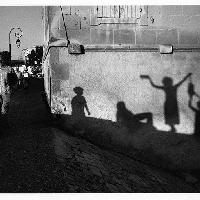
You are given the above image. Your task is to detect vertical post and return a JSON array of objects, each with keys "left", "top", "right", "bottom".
[{"left": 9, "top": 43, "right": 11, "bottom": 65}]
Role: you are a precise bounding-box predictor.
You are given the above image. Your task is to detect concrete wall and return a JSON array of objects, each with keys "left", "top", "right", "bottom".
[
  {"left": 43, "top": 53, "right": 51, "bottom": 105},
  {"left": 43, "top": 6, "right": 200, "bottom": 134},
  {"left": 47, "top": 47, "right": 200, "bottom": 134},
  {"left": 47, "top": 5, "right": 200, "bottom": 47}
]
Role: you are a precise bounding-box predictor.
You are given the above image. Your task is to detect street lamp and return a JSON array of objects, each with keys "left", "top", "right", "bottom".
[
  {"left": 16, "top": 38, "right": 21, "bottom": 48},
  {"left": 9, "top": 27, "right": 23, "bottom": 65}
]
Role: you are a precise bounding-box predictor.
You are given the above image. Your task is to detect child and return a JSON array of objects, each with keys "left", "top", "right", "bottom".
[
  {"left": 71, "top": 86, "right": 90, "bottom": 118},
  {"left": 23, "top": 69, "right": 29, "bottom": 89},
  {"left": 141, "top": 73, "right": 192, "bottom": 132},
  {"left": 71, "top": 87, "right": 90, "bottom": 136},
  {"left": 116, "top": 101, "right": 153, "bottom": 130}
]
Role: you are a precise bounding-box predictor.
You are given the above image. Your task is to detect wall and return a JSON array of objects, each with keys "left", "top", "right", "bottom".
[
  {"left": 48, "top": 47, "right": 200, "bottom": 134},
  {"left": 43, "top": 6, "right": 200, "bottom": 134},
  {"left": 47, "top": 5, "right": 200, "bottom": 47}
]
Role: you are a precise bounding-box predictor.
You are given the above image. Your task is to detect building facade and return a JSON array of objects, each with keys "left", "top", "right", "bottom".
[{"left": 42, "top": 6, "right": 200, "bottom": 134}]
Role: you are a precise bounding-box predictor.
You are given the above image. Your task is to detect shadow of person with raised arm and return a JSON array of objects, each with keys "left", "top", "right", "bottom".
[
  {"left": 141, "top": 73, "right": 192, "bottom": 133},
  {"left": 188, "top": 77, "right": 200, "bottom": 138},
  {"left": 188, "top": 96, "right": 200, "bottom": 138},
  {"left": 188, "top": 75, "right": 200, "bottom": 100},
  {"left": 116, "top": 101, "right": 153, "bottom": 131},
  {"left": 71, "top": 86, "right": 90, "bottom": 136}
]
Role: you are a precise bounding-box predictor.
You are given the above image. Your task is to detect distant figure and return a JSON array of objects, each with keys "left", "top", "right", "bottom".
[
  {"left": 116, "top": 101, "right": 153, "bottom": 130},
  {"left": 7, "top": 68, "right": 18, "bottom": 93},
  {"left": 141, "top": 73, "right": 192, "bottom": 132},
  {"left": 0, "top": 79, "right": 11, "bottom": 128},
  {"left": 188, "top": 96, "right": 200, "bottom": 137},
  {"left": 71, "top": 87, "right": 90, "bottom": 119},
  {"left": 2, "top": 79, "right": 11, "bottom": 114},
  {"left": 23, "top": 68, "right": 29, "bottom": 89},
  {"left": 27, "top": 66, "right": 32, "bottom": 76},
  {"left": 15, "top": 67, "right": 23, "bottom": 88}
]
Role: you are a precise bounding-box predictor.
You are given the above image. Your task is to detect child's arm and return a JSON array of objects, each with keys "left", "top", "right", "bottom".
[
  {"left": 141, "top": 75, "right": 164, "bottom": 90},
  {"left": 85, "top": 103, "right": 90, "bottom": 115},
  {"left": 83, "top": 97, "right": 90, "bottom": 115},
  {"left": 175, "top": 73, "right": 192, "bottom": 88}
]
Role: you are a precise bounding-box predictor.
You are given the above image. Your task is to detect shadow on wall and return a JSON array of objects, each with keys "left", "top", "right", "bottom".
[
  {"left": 53, "top": 86, "right": 200, "bottom": 171},
  {"left": 116, "top": 101, "right": 153, "bottom": 131},
  {"left": 140, "top": 73, "right": 192, "bottom": 133},
  {"left": 188, "top": 79, "right": 200, "bottom": 137}
]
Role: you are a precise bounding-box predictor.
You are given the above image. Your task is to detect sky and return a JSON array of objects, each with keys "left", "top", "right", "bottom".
[{"left": 0, "top": 6, "right": 43, "bottom": 60}]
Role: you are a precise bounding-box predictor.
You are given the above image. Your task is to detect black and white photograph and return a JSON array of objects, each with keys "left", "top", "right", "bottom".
[{"left": 1, "top": 0, "right": 200, "bottom": 197}]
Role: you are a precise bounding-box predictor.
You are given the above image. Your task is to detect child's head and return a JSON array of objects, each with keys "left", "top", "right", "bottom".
[
  {"left": 73, "top": 86, "right": 83, "bottom": 95},
  {"left": 197, "top": 101, "right": 200, "bottom": 109},
  {"left": 117, "top": 101, "right": 126, "bottom": 111},
  {"left": 162, "top": 77, "right": 173, "bottom": 86}
]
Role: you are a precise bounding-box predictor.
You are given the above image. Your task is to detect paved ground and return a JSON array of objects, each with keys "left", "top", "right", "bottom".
[{"left": 0, "top": 78, "right": 200, "bottom": 192}]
